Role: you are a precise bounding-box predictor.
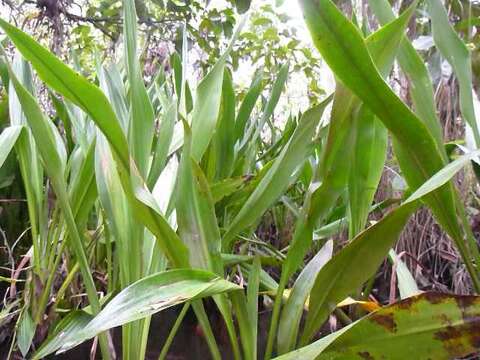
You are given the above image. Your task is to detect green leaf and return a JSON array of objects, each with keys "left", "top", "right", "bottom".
[
  {"left": 97, "top": 63, "right": 129, "bottom": 131},
  {"left": 5, "top": 56, "right": 44, "bottom": 274},
  {"left": 300, "top": 146, "right": 480, "bottom": 344},
  {"left": 223, "top": 98, "right": 331, "bottom": 249},
  {"left": 247, "top": 256, "right": 261, "bottom": 357},
  {"left": 239, "top": 63, "right": 288, "bottom": 156},
  {"left": 2, "top": 49, "right": 112, "bottom": 358},
  {"left": 0, "top": 19, "right": 190, "bottom": 269},
  {"left": 348, "top": 112, "right": 387, "bottom": 236},
  {"left": 210, "top": 176, "right": 248, "bottom": 203},
  {"left": 273, "top": 326, "right": 353, "bottom": 360},
  {"left": 33, "top": 311, "right": 93, "bottom": 360},
  {"left": 0, "top": 125, "right": 22, "bottom": 168},
  {"left": 235, "top": 68, "right": 263, "bottom": 143},
  {"left": 57, "top": 269, "right": 241, "bottom": 352},
  {"left": 177, "top": 121, "right": 242, "bottom": 359},
  {"left": 405, "top": 149, "right": 480, "bottom": 204},
  {"left": 299, "top": 0, "right": 480, "bottom": 289},
  {"left": 148, "top": 94, "right": 176, "bottom": 188},
  {"left": 191, "top": 17, "right": 246, "bottom": 161},
  {"left": 367, "top": 0, "right": 446, "bottom": 153},
  {"left": 17, "top": 310, "right": 35, "bottom": 357},
  {"left": 177, "top": 121, "right": 223, "bottom": 273},
  {"left": 124, "top": 0, "right": 155, "bottom": 177},
  {"left": 0, "top": 18, "right": 129, "bottom": 171},
  {"left": 426, "top": 0, "right": 480, "bottom": 147},
  {"left": 277, "top": 240, "right": 333, "bottom": 354},
  {"left": 300, "top": 201, "right": 418, "bottom": 344},
  {"left": 310, "top": 2, "right": 413, "bottom": 234},
  {"left": 215, "top": 68, "right": 236, "bottom": 180},
  {"left": 317, "top": 292, "right": 480, "bottom": 359},
  {"left": 95, "top": 131, "right": 134, "bottom": 286}
]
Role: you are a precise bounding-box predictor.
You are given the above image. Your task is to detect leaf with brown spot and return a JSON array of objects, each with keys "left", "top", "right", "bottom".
[
  {"left": 275, "top": 292, "right": 480, "bottom": 360},
  {"left": 319, "top": 293, "right": 480, "bottom": 359}
]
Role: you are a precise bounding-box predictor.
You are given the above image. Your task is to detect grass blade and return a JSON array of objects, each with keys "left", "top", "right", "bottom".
[{"left": 124, "top": 0, "right": 155, "bottom": 177}]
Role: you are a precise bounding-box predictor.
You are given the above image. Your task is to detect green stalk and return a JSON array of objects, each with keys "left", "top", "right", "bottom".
[
  {"left": 158, "top": 302, "right": 190, "bottom": 360},
  {"left": 54, "top": 262, "right": 80, "bottom": 309},
  {"left": 264, "top": 272, "right": 288, "bottom": 360}
]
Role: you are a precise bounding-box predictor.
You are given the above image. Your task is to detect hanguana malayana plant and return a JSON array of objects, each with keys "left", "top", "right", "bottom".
[{"left": 1, "top": 0, "right": 480, "bottom": 359}]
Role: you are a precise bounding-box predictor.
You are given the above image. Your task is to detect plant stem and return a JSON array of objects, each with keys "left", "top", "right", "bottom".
[{"left": 158, "top": 302, "right": 190, "bottom": 360}]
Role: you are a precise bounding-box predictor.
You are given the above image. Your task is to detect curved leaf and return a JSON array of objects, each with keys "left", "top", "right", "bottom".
[
  {"left": 319, "top": 292, "right": 480, "bottom": 360},
  {"left": 57, "top": 269, "right": 241, "bottom": 353}
]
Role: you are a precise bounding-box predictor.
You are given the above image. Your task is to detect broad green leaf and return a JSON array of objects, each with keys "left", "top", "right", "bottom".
[
  {"left": 300, "top": 147, "right": 480, "bottom": 343},
  {"left": 405, "top": 149, "right": 480, "bottom": 204},
  {"left": 0, "top": 125, "right": 22, "bottom": 168},
  {"left": 301, "top": 203, "right": 417, "bottom": 345},
  {"left": 177, "top": 121, "right": 223, "bottom": 272},
  {"left": 17, "top": 310, "right": 35, "bottom": 357},
  {"left": 348, "top": 113, "right": 387, "bottom": 236},
  {"left": 69, "top": 140, "right": 97, "bottom": 227},
  {"left": 309, "top": 0, "right": 413, "bottom": 228},
  {"left": 368, "top": 0, "right": 446, "bottom": 153},
  {"left": 300, "top": 201, "right": 417, "bottom": 344},
  {"left": 223, "top": 98, "right": 330, "bottom": 249},
  {"left": 171, "top": 50, "right": 192, "bottom": 118},
  {"left": 215, "top": 68, "right": 236, "bottom": 180},
  {"left": 148, "top": 96, "right": 175, "bottom": 188},
  {"left": 210, "top": 176, "right": 248, "bottom": 203},
  {"left": 5, "top": 56, "right": 43, "bottom": 273},
  {"left": 231, "top": 290, "right": 255, "bottom": 360},
  {"left": 299, "top": 0, "right": 480, "bottom": 289},
  {"left": 177, "top": 121, "right": 242, "bottom": 359},
  {"left": 230, "top": 257, "right": 261, "bottom": 360},
  {"left": 273, "top": 325, "right": 353, "bottom": 360},
  {"left": 0, "top": 18, "right": 129, "bottom": 170},
  {"left": 277, "top": 240, "right": 333, "bottom": 354},
  {"left": 317, "top": 292, "right": 480, "bottom": 359},
  {"left": 57, "top": 269, "right": 241, "bottom": 352},
  {"left": 277, "top": 7, "right": 414, "bottom": 327},
  {"left": 50, "top": 92, "right": 74, "bottom": 153},
  {"left": 32, "top": 311, "right": 93, "bottom": 360},
  {"left": 98, "top": 63, "right": 129, "bottom": 131},
  {"left": 95, "top": 131, "right": 134, "bottom": 286}
]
